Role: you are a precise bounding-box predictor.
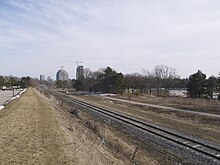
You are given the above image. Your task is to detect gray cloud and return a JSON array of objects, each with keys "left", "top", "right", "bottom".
[{"left": 0, "top": 0, "right": 220, "bottom": 79}]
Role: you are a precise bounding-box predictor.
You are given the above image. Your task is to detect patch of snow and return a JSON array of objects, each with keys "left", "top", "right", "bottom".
[
  {"left": 11, "top": 95, "right": 20, "bottom": 101},
  {"left": 99, "top": 93, "right": 117, "bottom": 97},
  {"left": 169, "top": 90, "right": 187, "bottom": 97},
  {"left": 19, "top": 89, "right": 27, "bottom": 95},
  {"left": 0, "top": 88, "right": 27, "bottom": 110},
  {"left": 0, "top": 105, "right": 4, "bottom": 110}
]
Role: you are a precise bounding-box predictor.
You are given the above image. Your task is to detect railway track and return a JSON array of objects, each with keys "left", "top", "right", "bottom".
[{"left": 45, "top": 89, "right": 220, "bottom": 164}]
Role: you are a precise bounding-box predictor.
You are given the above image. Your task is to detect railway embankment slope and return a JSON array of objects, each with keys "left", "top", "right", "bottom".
[{"left": 0, "top": 88, "right": 124, "bottom": 165}]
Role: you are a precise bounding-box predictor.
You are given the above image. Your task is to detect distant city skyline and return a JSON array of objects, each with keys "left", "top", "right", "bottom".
[{"left": 1, "top": 0, "right": 220, "bottom": 79}]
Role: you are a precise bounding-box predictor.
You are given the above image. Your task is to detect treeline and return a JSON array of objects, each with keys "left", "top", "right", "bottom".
[
  {"left": 0, "top": 76, "right": 33, "bottom": 89},
  {"left": 72, "top": 65, "right": 187, "bottom": 96},
  {"left": 187, "top": 70, "right": 220, "bottom": 99},
  {"left": 55, "top": 65, "right": 220, "bottom": 99},
  {"left": 73, "top": 67, "right": 124, "bottom": 94}
]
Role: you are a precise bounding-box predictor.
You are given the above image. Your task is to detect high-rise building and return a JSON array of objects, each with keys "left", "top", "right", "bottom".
[
  {"left": 76, "top": 66, "right": 84, "bottom": 80},
  {"left": 56, "top": 68, "right": 69, "bottom": 81},
  {"left": 40, "top": 75, "right": 45, "bottom": 81},
  {"left": 47, "top": 76, "right": 53, "bottom": 84}
]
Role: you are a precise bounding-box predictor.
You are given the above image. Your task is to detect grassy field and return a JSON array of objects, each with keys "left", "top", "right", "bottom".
[
  {"left": 0, "top": 88, "right": 126, "bottom": 165},
  {"left": 117, "top": 94, "right": 220, "bottom": 114}
]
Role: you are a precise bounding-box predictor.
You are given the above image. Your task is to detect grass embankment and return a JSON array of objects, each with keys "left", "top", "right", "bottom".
[
  {"left": 0, "top": 88, "right": 77, "bottom": 164},
  {"left": 0, "top": 88, "right": 125, "bottom": 165}
]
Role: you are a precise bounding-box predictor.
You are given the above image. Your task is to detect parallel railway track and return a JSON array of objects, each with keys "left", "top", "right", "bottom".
[{"left": 45, "top": 89, "right": 220, "bottom": 164}]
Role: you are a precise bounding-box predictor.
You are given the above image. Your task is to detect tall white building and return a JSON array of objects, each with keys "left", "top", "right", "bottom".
[{"left": 56, "top": 68, "right": 69, "bottom": 81}]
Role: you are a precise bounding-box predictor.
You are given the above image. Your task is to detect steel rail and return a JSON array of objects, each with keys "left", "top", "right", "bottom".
[{"left": 46, "top": 90, "right": 220, "bottom": 162}]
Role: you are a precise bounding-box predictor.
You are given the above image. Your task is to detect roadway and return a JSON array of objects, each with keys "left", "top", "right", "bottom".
[{"left": 0, "top": 90, "right": 21, "bottom": 106}]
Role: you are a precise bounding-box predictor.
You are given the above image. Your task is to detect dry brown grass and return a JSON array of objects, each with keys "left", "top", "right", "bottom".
[
  {"left": 71, "top": 95, "right": 220, "bottom": 144},
  {"left": 118, "top": 94, "right": 220, "bottom": 114},
  {"left": 51, "top": 96, "right": 163, "bottom": 165},
  {"left": 0, "top": 88, "right": 79, "bottom": 165},
  {"left": 0, "top": 88, "right": 128, "bottom": 165},
  {"left": 69, "top": 109, "right": 176, "bottom": 165}
]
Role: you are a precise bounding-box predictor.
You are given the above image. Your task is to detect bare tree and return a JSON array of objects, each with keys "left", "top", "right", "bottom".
[
  {"left": 142, "top": 69, "right": 155, "bottom": 95},
  {"left": 124, "top": 73, "right": 144, "bottom": 93},
  {"left": 154, "top": 65, "right": 179, "bottom": 95},
  {"left": 83, "top": 68, "right": 92, "bottom": 79}
]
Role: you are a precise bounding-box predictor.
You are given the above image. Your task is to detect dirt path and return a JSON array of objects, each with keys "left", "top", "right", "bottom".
[
  {"left": 0, "top": 88, "right": 126, "bottom": 165},
  {"left": 105, "top": 97, "right": 220, "bottom": 118}
]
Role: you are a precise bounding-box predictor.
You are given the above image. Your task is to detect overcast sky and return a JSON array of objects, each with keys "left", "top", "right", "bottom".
[{"left": 0, "top": 0, "right": 220, "bottom": 79}]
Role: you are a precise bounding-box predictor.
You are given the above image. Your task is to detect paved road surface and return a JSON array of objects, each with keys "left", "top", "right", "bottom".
[
  {"left": 105, "top": 97, "right": 220, "bottom": 119},
  {"left": 0, "top": 90, "right": 21, "bottom": 105}
]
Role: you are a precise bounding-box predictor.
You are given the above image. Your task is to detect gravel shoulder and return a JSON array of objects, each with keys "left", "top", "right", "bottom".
[{"left": 0, "top": 88, "right": 126, "bottom": 165}]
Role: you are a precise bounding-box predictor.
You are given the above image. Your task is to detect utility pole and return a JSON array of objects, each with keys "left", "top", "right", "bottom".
[{"left": 12, "top": 86, "right": 15, "bottom": 97}]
